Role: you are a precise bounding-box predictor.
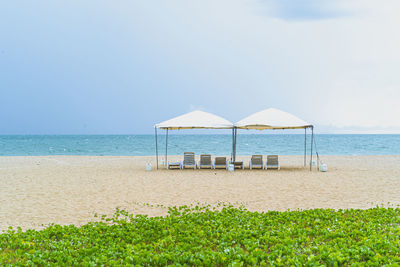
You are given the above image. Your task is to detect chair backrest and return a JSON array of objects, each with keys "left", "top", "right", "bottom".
[
  {"left": 200, "top": 154, "right": 211, "bottom": 165},
  {"left": 251, "top": 155, "right": 263, "bottom": 165},
  {"left": 183, "top": 152, "right": 195, "bottom": 165},
  {"left": 214, "top": 157, "right": 226, "bottom": 165},
  {"left": 267, "top": 155, "right": 279, "bottom": 165}
]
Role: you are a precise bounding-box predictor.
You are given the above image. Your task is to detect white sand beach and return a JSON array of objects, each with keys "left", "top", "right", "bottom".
[{"left": 1, "top": 155, "right": 400, "bottom": 231}]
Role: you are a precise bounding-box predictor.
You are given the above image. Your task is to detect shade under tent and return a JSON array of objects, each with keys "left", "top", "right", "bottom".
[
  {"left": 233, "top": 108, "right": 314, "bottom": 170},
  {"left": 154, "top": 110, "right": 234, "bottom": 169},
  {"left": 154, "top": 108, "right": 315, "bottom": 171}
]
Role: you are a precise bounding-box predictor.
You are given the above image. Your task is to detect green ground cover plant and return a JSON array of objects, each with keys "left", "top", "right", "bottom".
[{"left": 1, "top": 205, "right": 400, "bottom": 266}]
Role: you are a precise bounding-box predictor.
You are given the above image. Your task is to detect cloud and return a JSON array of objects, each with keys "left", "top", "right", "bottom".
[
  {"left": 258, "top": 0, "right": 352, "bottom": 21},
  {"left": 316, "top": 81, "right": 400, "bottom": 129},
  {"left": 239, "top": 0, "right": 400, "bottom": 132},
  {"left": 1, "top": 0, "right": 400, "bottom": 133}
]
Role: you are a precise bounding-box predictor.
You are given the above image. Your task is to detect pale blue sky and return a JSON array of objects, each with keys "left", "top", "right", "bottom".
[{"left": 1, "top": 0, "right": 399, "bottom": 134}]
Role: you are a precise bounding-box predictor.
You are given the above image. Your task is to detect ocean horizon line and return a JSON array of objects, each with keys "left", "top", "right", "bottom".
[
  {"left": 1, "top": 133, "right": 400, "bottom": 136},
  {"left": 1, "top": 134, "right": 399, "bottom": 156},
  {"left": 1, "top": 154, "right": 398, "bottom": 157}
]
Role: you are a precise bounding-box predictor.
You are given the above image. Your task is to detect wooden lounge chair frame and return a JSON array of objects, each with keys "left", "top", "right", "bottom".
[
  {"left": 249, "top": 155, "right": 264, "bottom": 170},
  {"left": 265, "top": 155, "right": 280, "bottom": 170}
]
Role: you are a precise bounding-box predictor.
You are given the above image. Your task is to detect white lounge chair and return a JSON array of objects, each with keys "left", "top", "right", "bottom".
[
  {"left": 182, "top": 152, "right": 196, "bottom": 169},
  {"left": 199, "top": 154, "right": 213, "bottom": 169},
  {"left": 214, "top": 157, "right": 227, "bottom": 169},
  {"left": 249, "top": 155, "right": 264, "bottom": 170},
  {"left": 265, "top": 155, "right": 280, "bottom": 170},
  {"left": 167, "top": 161, "right": 181, "bottom": 170}
]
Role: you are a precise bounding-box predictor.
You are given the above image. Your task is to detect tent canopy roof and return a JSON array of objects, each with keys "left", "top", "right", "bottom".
[
  {"left": 235, "top": 108, "right": 312, "bottom": 130},
  {"left": 155, "top": 110, "right": 233, "bottom": 130}
]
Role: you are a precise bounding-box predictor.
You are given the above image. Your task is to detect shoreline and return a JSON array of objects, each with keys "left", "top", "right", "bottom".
[
  {"left": 1, "top": 155, "right": 400, "bottom": 230},
  {"left": 2, "top": 154, "right": 400, "bottom": 157}
]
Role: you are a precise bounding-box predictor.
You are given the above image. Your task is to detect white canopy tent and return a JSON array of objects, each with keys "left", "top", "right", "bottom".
[
  {"left": 156, "top": 110, "right": 233, "bottom": 130},
  {"left": 235, "top": 108, "right": 312, "bottom": 130},
  {"left": 234, "top": 108, "right": 314, "bottom": 170},
  {"left": 154, "top": 110, "right": 233, "bottom": 169}
]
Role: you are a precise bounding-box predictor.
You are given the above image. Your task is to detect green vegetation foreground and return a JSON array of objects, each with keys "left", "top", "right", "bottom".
[{"left": 1, "top": 206, "right": 400, "bottom": 265}]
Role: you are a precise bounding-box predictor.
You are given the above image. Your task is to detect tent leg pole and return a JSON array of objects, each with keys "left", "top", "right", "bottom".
[
  {"left": 234, "top": 127, "right": 237, "bottom": 162},
  {"left": 304, "top": 128, "right": 307, "bottom": 167},
  {"left": 232, "top": 128, "right": 234, "bottom": 162},
  {"left": 155, "top": 127, "right": 158, "bottom": 170},
  {"left": 165, "top": 129, "right": 168, "bottom": 167},
  {"left": 231, "top": 128, "right": 234, "bottom": 162},
  {"left": 310, "top": 126, "right": 314, "bottom": 171}
]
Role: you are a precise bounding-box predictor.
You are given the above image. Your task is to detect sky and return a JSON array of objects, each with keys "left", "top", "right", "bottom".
[{"left": 1, "top": 0, "right": 399, "bottom": 134}]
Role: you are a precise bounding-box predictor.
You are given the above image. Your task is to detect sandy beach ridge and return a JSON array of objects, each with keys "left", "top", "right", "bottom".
[{"left": 1, "top": 155, "right": 400, "bottom": 231}]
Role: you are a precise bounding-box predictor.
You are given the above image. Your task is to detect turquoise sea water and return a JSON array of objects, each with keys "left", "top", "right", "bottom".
[{"left": 0, "top": 134, "right": 399, "bottom": 156}]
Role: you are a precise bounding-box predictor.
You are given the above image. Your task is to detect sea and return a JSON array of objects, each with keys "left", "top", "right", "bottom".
[{"left": 0, "top": 134, "right": 399, "bottom": 156}]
